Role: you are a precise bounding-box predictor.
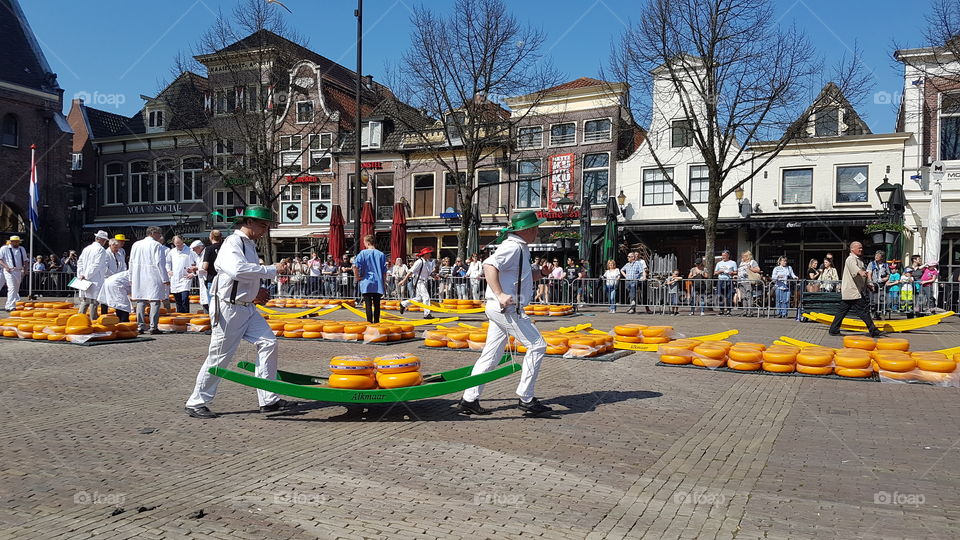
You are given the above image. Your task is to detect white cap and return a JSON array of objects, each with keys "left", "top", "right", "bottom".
[
  {"left": 95, "top": 230, "right": 109, "bottom": 240},
  {"left": 190, "top": 240, "right": 204, "bottom": 249}
]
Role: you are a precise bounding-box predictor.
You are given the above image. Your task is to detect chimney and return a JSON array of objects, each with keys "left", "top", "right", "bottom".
[{"left": 363, "top": 75, "right": 373, "bottom": 90}]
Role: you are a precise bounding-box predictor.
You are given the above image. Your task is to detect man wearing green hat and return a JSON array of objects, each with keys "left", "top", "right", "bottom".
[
  {"left": 459, "top": 210, "right": 553, "bottom": 416},
  {"left": 185, "top": 206, "right": 295, "bottom": 419}
]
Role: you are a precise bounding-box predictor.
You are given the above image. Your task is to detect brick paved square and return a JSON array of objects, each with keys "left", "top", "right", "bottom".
[{"left": 1, "top": 310, "right": 959, "bottom": 538}]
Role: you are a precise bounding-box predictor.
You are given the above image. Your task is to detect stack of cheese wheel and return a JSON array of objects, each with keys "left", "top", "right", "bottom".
[
  {"left": 267, "top": 320, "right": 285, "bottom": 336},
  {"left": 467, "top": 331, "right": 487, "bottom": 351},
  {"left": 364, "top": 323, "right": 406, "bottom": 343},
  {"left": 873, "top": 349, "right": 916, "bottom": 380},
  {"left": 329, "top": 355, "right": 376, "bottom": 389},
  {"left": 90, "top": 314, "right": 120, "bottom": 341},
  {"left": 157, "top": 314, "right": 190, "bottom": 332},
  {"left": 834, "top": 347, "right": 874, "bottom": 377},
  {"left": 911, "top": 351, "right": 958, "bottom": 383},
  {"left": 543, "top": 334, "right": 569, "bottom": 355},
  {"left": 321, "top": 322, "right": 345, "bottom": 340},
  {"left": 727, "top": 342, "right": 765, "bottom": 371},
  {"left": 283, "top": 322, "right": 305, "bottom": 338},
  {"left": 642, "top": 326, "right": 674, "bottom": 345},
  {"left": 796, "top": 346, "right": 835, "bottom": 375},
  {"left": 692, "top": 341, "right": 730, "bottom": 368},
  {"left": 380, "top": 299, "right": 402, "bottom": 311},
  {"left": 342, "top": 322, "right": 368, "bottom": 341},
  {"left": 613, "top": 324, "right": 645, "bottom": 344},
  {"left": 445, "top": 331, "right": 470, "bottom": 349},
  {"left": 115, "top": 321, "right": 138, "bottom": 339},
  {"left": 761, "top": 344, "right": 799, "bottom": 373},
  {"left": 301, "top": 322, "right": 324, "bottom": 339},
  {"left": 375, "top": 353, "right": 423, "bottom": 388},
  {"left": 548, "top": 304, "right": 573, "bottom": 316},
  {"left": 189, "top": 295, "right": 201, "bottom": 304},
  {"left": 659, "top": 339, "right": 701, "bottom": 365},
  {"left": 423, "top": 329, "right": 449, "bottom": 347},
  {"left": 188, "top": 316, "right": 211, "bottom": 332}
]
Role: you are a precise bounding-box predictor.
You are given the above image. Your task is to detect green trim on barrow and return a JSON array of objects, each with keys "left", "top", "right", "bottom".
[{"left": 217, "top": 355, "right": 519, "bottom": 403}]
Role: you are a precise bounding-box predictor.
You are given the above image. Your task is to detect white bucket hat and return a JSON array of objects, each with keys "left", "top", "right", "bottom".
[{"left": 95, "top": 230, "right": 109, "bottom": 240}]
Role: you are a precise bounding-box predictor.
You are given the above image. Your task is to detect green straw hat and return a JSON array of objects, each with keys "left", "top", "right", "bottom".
[
  {"left": 234, "top": 205, "right": 278, "bottom": 224},
  {"left": 495, "top": 210, "right": 546, "bottom": 244}
]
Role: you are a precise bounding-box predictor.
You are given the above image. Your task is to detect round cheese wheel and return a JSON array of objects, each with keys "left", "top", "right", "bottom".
[
  {"left": 642, "top": 326, "right": 672, "bottom": 337},
  {"left": 762, "top": 362, "right": 795, "bottom": 373},
  {"left": 344, "top": 324, "right": 367, "bottom": 334},
  {"left": 642, "top": 336, "right": 671, "bottom": 344},
  {"left": 796, "top": 350, "right": 834, "bottom": 367},
  {"left": 615, "top": 335, "right": 643, "bottom": 343},
  {"left": 668, "top": 339, "right": 700, "bottom": 350},
  {"left": 876, "top": 337, "right": 910, "bottom": 351},
  {"left": 731, "top": 342, "right": 766, "bottom": 350},
  {"left": 835, "top": 367, "right": 873, "bottom": 377},
  {"left": 65, "top": 326, "right": 94, "bottom": 335},
  {"left": 614, "top": 325, "right": 641, "bottom": 337},
  {"left": 546, "top": 345, "right": 568, "bottom": 355},
  {"left": 424, "top": 338, "right": 446, "bottom": 347},
  {"left": 843, "top": 335, "right": 876, "bottom": 351},
  {"left": 328, "top": 373, "right": 377, "bottom": 389},
  {"left": 727, "top": 358, "right": 761, "bottom": 371},
  {"left": 300, "top": 331, "right": 321, "bottom": 339},
  {"left": 796, "top": 364, "right": 833, "bottom": 375},
  {"left": 876, "top": 357, "right": 916, "bottom": 372},
  {"left": 761, "top": 350, "right": 796, "bottom": 365},
  {"left": 694, "top": 345, "right": 728, "bottom": 359},
  {"left": 916, "top": 358, "right": 957, "bottom": 373},
  {"left": 692, "top": 356, "right": 726, "bottom": 368},
  {"left": 659, "top": 354, "right": 692, "bottom": 365},
  {"left": 374, "top": 355, "right": 420, "bottom": 373},
  {"left": 376, "top": 371, "right": 423, "bottom": 388},
  {"left": 728, "top": 349, "right": 763, "bottom": 363},
  {"left": 322, "top": 323, "right": 345, "bottom": 333},
  {"left": 834, "top": 355, "right": 871, "bottom": 369},
  {"left": 46, "top": 333, "right": 67, "bottom": 341},
  {"left": 661, "top": 346, "right": 694, "bottom": 357}
]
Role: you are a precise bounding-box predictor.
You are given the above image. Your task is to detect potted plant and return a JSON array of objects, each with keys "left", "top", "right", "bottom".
[
  {"left": 550, "top": 230, "right": 580, "bottom": 250},
  {"left": 864, "top": 223, "right": 907, "bottom": 245}
]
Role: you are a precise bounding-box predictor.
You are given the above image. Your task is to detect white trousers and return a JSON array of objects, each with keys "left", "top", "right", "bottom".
[
  {"left": 186, "top": 302, "right": 280, "bottom": 408},
  {"left": 463, "top": 305, "right": 546, "bottom": 402},
  {"left": 3, "top": 269, "right": 22, "bottom": 310},
  {"left": 401, "top": 281, "right": 432, "bottom": 315}
]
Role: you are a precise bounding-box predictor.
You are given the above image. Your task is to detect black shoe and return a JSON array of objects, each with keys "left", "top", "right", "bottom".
[
  {"left": 828, "top": 331, "right": 842, "bottom": 336},
  {"left": 399, "top": 304, "right": 406, "bottom": 315},
  {"left": 518, "top": 397, "right": 553, "bottom": 415},
  {"left": 457, "top": 399, "right": 492, "bottom": 415},
  {"left": 259, "top": 399, "right": 299, "bottom": 413},
  {"left": 424, "top": 314, "right": 434, "bottom": 319},
  {"left": 148, "top": 329, "right": 162, "bottom": 335},
  {"left": 870, "top": 331, "right": 887, "bottom": 338},
  {"left": 184, "top": 406, "right": 218, "bottom": 419},
  {"left": 645, "top": 308, "right": 653, "bottom": 314}
]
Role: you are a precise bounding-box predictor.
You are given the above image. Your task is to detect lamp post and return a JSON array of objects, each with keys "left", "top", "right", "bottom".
[
  {"left": 874, "top": 174, "right": 905, "bottom": 259},
  {"left": 617, "top": 189, "right": 627, "bottom": 215},
  {"left": 556, "top": 194, "right": 575, "bottom": 263},
  {"left": 734, "top": 186, "right": 745, "bottom": 214}
]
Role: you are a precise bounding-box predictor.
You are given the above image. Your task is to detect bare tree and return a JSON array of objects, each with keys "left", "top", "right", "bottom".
[
  {"left": 611, "top": 0, "right": 868, "bottom": 270},
  {"left": 397, "top": 0, "right": 560, "bottom": 260},
  {"left": 166, "top": 0, "right": 372, "bottom": 260}
]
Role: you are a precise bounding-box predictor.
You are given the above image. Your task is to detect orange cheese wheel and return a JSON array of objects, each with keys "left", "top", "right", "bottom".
[
  {"left": 376, "top": 371, "right": 423, "bottom": 388},
  {"left": 614, "top": 325, "right": 642, "bottom": 337},
  {"left": 2, "top": 330, "right": 16, "bottom": 338},
  {"left": 642, "top": 336, "right": 671, "bottom": 344},
  {"left": 447, "top": 332, "right": 470, "bottom": 341},
  {"left": 544, "top": 335, "right": 567, "bottom": 346},
  {"left": 731, "top": 342, "right": 766, "bottom": 350},
  {"left": 796, "top": 350, "right": 834, "bottom": 367},
  {"left": 66, "top": 314, "right": 91, "bottom": 327},
  {"left": 322, "top": 323, "right": 345, "bottom": 333},
  {"left": 31, "top": 332, "right": 47, "bottom": 340},
  {"left": 301, "top": 323, "right": 323, "bottom": 332},
  {"left": 375, "top": 355, "right": 421, "bottom": 374},
  {"left": 660, "top": 354, "right": 692, "bottom": 365},
  {"left": 65, "top": 326, "right": 94, "bottom": 335},
  {"left": 283, "top": 330, "right": 304, "bottom": 338},
  {"left": 667, "top": 339, "right": 700, "bottom": 350},
  {"left": 300, "top": 331, "right": 321, "bottom": 339},
  {"left": 835, "top": 366, "right": 874, "bottom": 377},
  {"left": 424, "top": 339, "right": 446, "bottom": 347},
  {"left": 642, "top": 326, "right": 672, "bottom": 337},
  {"left": 916, "top": 358, "right": 956, "bottom": 373},
  {"left": 344, "top": 324, "right": 367, "bottom": 334},
  {"left": 567, "top": 337, "right": 596, "bottom": 349},
  {"left": 268, "top": 320, "right": 286, "bottom": 331},
  {"left": 833, "top": 354, "right": 870, "bottom": 369},
  {"left": 911, "top": 351, "right": 949, "bottom": 361},
  {"left": 796, "top": 364, "right": 833, "bottom": 375},
  {"left": 157, "top": 316, "right": 174, "bottom": 325},
  {"left": 447, "top": 340, "right": 468, "bottom": 349},
  {"left": 47, "top": 333, "right": 67, "bottom": 341},
  {"left": 615, "top": 335, "right": 643, "bottom": 343},
  {"left": 328, "top": 373, "right": 377, "bottom": 389},
  {"left": 467, "top": 340, "right": 485, "bottom": 351},
  {"left": 843, "top": 336, "right": 876, "bottom": 351},
  {"left": 728, "top": 348, "right": 763, "bottom": 363},
  {"left": 330, "top": 356, "right": 375, "bottom": 375},
  {"left": 836, "top": 347, "right": 870, "bottom": 358},
  {"left": 762, "top": 350, "right": 796, "bottom": 364},
  {"left": 469, "top": 332, "right": 489, "bottom": 342},
  {"left": 189, "top": 317, "right": 210, "bottom": 325},
  {"left": 546, "top": 345, "right": 569, "bottom": 355},
  {"left": 726, "top": 358, "right": 762, "bottom": 371},
  {"left": 762, "top": 362, "right": 795, "bottom": 373},
  {"left": 423, "top": 330, "right": 447, "bottom": 341},
  {"left": 876, "top": 338, "right": 910, "bottom": 351},
  {"left": 661, "top": 346, "right": 694, "bottom": 357},
  {"left": 876, "top": 357, "right": 916, "bottom": 372},
  {"left": 363, "top": 334, "right": 387, "bottom": 342},
  {"left": 693, "top": 345, "right": 728, "bottom": 359},
  {"left": 692, "top": 356, "right": 726, "bottom": 368}
]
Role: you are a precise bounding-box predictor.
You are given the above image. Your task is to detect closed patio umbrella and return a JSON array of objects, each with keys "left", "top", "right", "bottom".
[
  {"left": 360, "top": 200, "right": 376, "bottom": 240},
  {"left": 328, "top": 205, "right": 345, "bottom": 261},
  {"left": 390, "top": 202, "right": 407, "bottom": 261},
  {"left": 602, "top": 196, "right": 619, "bottom": 264}
]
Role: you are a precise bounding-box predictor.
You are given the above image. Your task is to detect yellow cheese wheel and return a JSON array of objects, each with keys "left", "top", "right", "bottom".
[
  {"left": 911, "top": 351, "right": 949, "bottom": 361},
  {"left": 728, "top": 349, "right": 763, "bottom": 363},
  {"left": 322, "top": 323, "right": 345, "bottom": 333},
  {"left": 374, "top": 354, "right": 421, "bottom": 374},
  {"left": 692, "top": 356, "right": 726, "bottom": 368},
  {"left": 447, "top": 332, "right": 470, "bottom": 341},
  {"left": 661, "top": 345, "right": 694, "bottom": 356},
  {"left": 731, "top": 342, "right": 766, "bottom": 350},
  {"left": 614, "top": 335, "right": 643, "bottom": 343},
  {"left": 694, "top": 345, "right": 728, "bottom": 359},
  {"left": 659, "top": 354, "right": 692, "bottom": 365},
  {"left": 46, "top": 333, "right": 67, "bottom": 341},
  {"left": 376, "top": 371, "right": 423, "bottom": 388},
  {"left": 614, "top": 325, "right": 642, "bottom": 337},
  {"left": 916, "top": 358, "right": 957, "bottom": 373},
  {"left": 189, "top": 317, "right": 210, "bottom": 325},
  {"left": 667, "top": 339, "right": 700, "bottom": 349},
  {"left": 66, "top": 313, "right": 91, "bottom": 327},
  {"left": 876, "top": 357, "right": 916, "bottom": 372},
  {"left": 796, "top": 350, "right": 834, "bottom": 367},
  {"left": 447, "top": 340, "right": 469, "bottom": 349},
  {"left": 344, "top": 324, "right": 367, "bottom": 334},
  {"left": 157, "top": 316, "right": 174, "bottom": 325},
  {"left": 796, "top": 364, "right": 833, "bottom": 375},
  {"left": 65, "top": 326, "right": 94, "bottom": 335},
  {"left": 342, "top": 333, "right": 361, "bottom": 341},
  {"left": 31, "top": 332, "right": 46, "bottom": 340},
  {"left": 876, "top": 338, "right": 910, "bottom": 351},
  {"left": 96, "top": 315, "right": 120, "bottom": 327},
  {"left": 283, "top": 330, "right": 303, "bottom": 338},
  {"left": 115, "top": 322, "right": 138, "bottom": 332},
  {"left": 762, "top": 350, "right": 796, "bottom": 365},
  {"left": 726, "top": 358, "right": 762, "bottom": 371},
  {"left": 424, "top": 338, "right": 446, "bottom": 347},
  {"left": 546, "top": 345, "right": 568, "bottom": 355},
  {"left": 834, "top": 355, "right": 871, "bottom": 369},
  {"left": 642, "top": 336, "right": 671, "bottom": 344},
  {"left": 328, "top": 373, "right": 377, "bottom": 389},
  {"left": 642, "top": 326, "right": 672, "bottom": 337},
  {"left": 2, "top": 330, "right": 16, "bottom": 338},
  {"left": 762, "top": 362, "right": 795, "bottom": 373},
  {"left": 330, "top": 356, "right": 375, "bottom": 375},
  {"left": 835, "top": 367, "right": 873, "bottom": 377},
  {"left": 301, "top": 323, "right": 324, "bottom": 332},
  {"left": 301, "top": 331, "right": 322, "bottom": 339},
  {"left": 843, "top": 335, "right": 876, "bottom": 351}
]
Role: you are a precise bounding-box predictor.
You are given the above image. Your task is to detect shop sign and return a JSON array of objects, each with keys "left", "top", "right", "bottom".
[
  {"left": 281, "top": 203, "right": 300, "bottom": 224},
  {"left": 127, "top": 204, "right": 182, "bottom": 215},
  {"left": 547, "top": 153, "right": 576, "bottom": 212},
  {"left": 361, "top": 161, "right": 383, "bottom": 169},
  {"left": 946, "top": 170, "right": 960, "bottom": 182},
  {"left": 287, "top": 175, "right": 319, "bottom": 184},
  {"left": 311, "top": 202, "right": 330, "bottom": 223},
  {"left": 224, "top": 177, "right": 248, "bottom": 187},
  {"left": 536, "top": 210, "right": 581, "bottom": 220}
]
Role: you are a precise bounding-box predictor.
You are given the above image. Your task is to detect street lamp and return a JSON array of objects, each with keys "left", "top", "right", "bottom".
[
  {"left": 617, "top": 189, "right": 627, "bottom": 214},
  {"left": 734, "top": 185, "right": 745, "bottom": 213},
  {"left": 875, "top": 176, "right": 896, "bottom": 211},
  {"left": 556, "top": 194, "right": 575, "bottom": 215}
]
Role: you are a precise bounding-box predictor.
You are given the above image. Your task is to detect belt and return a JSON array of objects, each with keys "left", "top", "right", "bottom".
[{"left": 222, "top": 299, "right": 255, "bottom": 306}]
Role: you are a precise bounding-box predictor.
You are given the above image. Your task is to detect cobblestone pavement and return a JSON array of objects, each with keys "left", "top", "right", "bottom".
[{"left": 1, "top": 308, "right": 959, "bottom": 539}]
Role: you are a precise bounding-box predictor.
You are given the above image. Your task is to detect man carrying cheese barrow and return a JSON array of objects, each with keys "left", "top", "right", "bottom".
[
  {"left": 185, "top": 206, "right": 295, "bottom": 419},
  {"left": 459, "top": 210, "right": 553, "bottom": 416}
]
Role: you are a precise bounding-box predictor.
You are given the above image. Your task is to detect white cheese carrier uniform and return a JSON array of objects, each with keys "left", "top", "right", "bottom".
[
  {"left": 77, "top": 241, "right": 108, "bottom": 299},
  {"left": 0, "top": 244, "right": 27, "bottom": 310},
  {"left": 97, "top": 271, "right": 132, "bottom": 313},
  {"left": 462, "top": 234, "right": 546, "bottom": 402},
  {"left": 400, "top": 258, "right": 436, "bottom": 315},
  {"left": 186, "top": 230, "right": 281, "bottom": 408}
]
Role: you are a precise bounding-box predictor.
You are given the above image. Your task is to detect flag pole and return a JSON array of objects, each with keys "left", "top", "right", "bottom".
[{"left": 28, "top": 144, "right": 36, "bottom": 298}]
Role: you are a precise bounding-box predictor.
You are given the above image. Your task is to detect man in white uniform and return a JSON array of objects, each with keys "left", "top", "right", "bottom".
[
  {"left": 185, "top": 206, "right": 293, "bottom": 419},
  {"left": 104, "top": 238, "right": 127, "bottom": 277},
  {"left": 0, "top": 236, "right": 28, "bottom": 310},
  {"left": 398, "top": 247, "right": 437, "bottom": 319},
  {"left": 190, "top": 240, "right": 208, "bottom": 311},
  {"left": 97, "top": 270, "right": 132, "bottom": 322},
  {"left": 129, "top": 226, "right": 170, "bottom": 334},
  {"left": 76, "top": 230, "right": 110, "bottom": 319},
  {"left": 459, "top": 211, "right": 552, "bottom": 416},
  {"left": 114, "top": 234, "right": 128, "bottom": 265},
  {"left": 166, "top": 235, "right": 196, "bottom": 314}
]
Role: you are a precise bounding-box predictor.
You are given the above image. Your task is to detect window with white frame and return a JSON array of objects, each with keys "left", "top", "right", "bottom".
[
  {"left": 279, "top": 135, "right": 302, "bottom": 174},
  {"left": 517, "top": 159, "right": 542, "bottom": 208},
  {"left": 308, "top": 183, "right": 332, "bottom": 224},
  {"left": 642, "top": 167, "right": 673, "bottom": 206},
  {"left": 296, "top": 101, "right": 314, "bottom": 123},
  {"left": 71, "top": 152, "right": 83, "bottom": 171},
  {"left": 308, "top": 133, "right": 333, "bottom": 173},
  {"left": 155, "top": 159, "right": 178, "bottom": 202},
  {"left": 413, "top": 174, "right": 434, "bottom": 217},
  {"left": 215, "top": 90, "right": 227, "bottom": 115},
  {"left": 129, "top": 161, "right": 151, "bottom": 204},
  {"left": 148, "top": 110, "right": 164, "bottom": 128},
  {"left": 181, "top": 157, "right": 203, "bottom": 201},
  {"left": 517, "top": 126, "right": 543, "bottom": 149},
  {"left": 104, "top": 163, "right": 124, "bottom": 205},
  {"left": 444, "top": 171, "right": 465, "bottom": 212},
  {"left": 213, "top": 189, "right": 239, "bottom": 223},
  {"left": 688, "top": 165, "right": 709, "bottom": 203},
  {"left": 213, "top": 139, "right": 234, "bottom": 170},
  {"left": 247, "top": 189, "right": 259, "bottom": 206},
  {"left": 477, "top": 169, "right": 500, "bottom": 214},
  {"left": 374, "top": 173, "right": 395, "bottom": 220},
  {"left": 781, "top": 168, "right": 813, "bottom": 205},
  {"left": 583, "top": 119, "right": 612, "bottom": 143},
  {"left": 836, "top": 165, "right": 868, "bottom": 203},
  {"left": 550, "top": 122, "right": 576, "bottom": 146},
  {"left": 582, "top": 153, "right": 609, "bottom": 205},
  {"left": 361, "top": 121, "right": 382, "bottom": 149},
  {"left": 671, "top": 119, "right": 693, "bottom": 148},
  {"left": 280, "top": 184, "right": 302, "bottom": 202},
  {"left": 941, "top": 93, "right": 960, "bottom": 161}
]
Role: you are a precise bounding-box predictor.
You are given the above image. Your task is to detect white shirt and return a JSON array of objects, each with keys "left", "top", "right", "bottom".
[
  {"left": 0, "top": 244, "right": 27, "bottom": 271},
  {"left": 408, "top": 258, "right": 436, "bottom": 285},
  {"left": 104, "top": 248, "right": 127, "bottom": 277},
  {"left": 166, "top": 244, "right": 195, "bottom": 294},
  {"left": 77, "top": 241, "right": 108, "bottom": 297},
  {"left": 467, "top": 260, "right": 483, "bottom": 279},
  {"left": 715, "top": 259, "right": 737, "bottom": 280},
  {"left": 129, "top": 237, "right": 169, "bottom": 301},
  {"left": 484, "top": 234, "right": 533, "bottom": 308},
  {"left": 210, "top": 229, "right": 277, "bottom": 303},
  {"left": 97, "top": 270, "right": 132, "bottom": 312},
  {"left": 603, "top": 268, "right": 621, "bottom": 286}
]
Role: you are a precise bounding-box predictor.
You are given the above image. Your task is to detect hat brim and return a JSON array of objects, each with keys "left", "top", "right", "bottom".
[
  {"left": 233, "top": 215, "right": 279, "bottom": 224},
  {"left": 507, "top": 217, "right": 547, "bottom": 232}
]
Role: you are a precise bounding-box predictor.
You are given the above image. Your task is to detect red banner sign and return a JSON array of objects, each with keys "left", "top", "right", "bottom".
[
  {"left": 536, "top": 210, "right": 581, "bottom": 220},
  {"left": 547, "top": 153, "right": 576, "bottom": 211},
  {"left": 287, "top": 175, "right": 319, "bottom": 184},
  {"left": 361, "top": 161, "right": 383, "bottom": 169}
]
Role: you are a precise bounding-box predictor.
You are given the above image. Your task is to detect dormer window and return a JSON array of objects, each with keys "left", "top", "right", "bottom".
[
  {"left": 361, "top": 121, "right": 382, "bottom": 149},
  {"left": 814, "top": 106, "right": 839, "bottom": 137},
  {"left": 148, "top": 110, "right": 165, "bottom": 128}
]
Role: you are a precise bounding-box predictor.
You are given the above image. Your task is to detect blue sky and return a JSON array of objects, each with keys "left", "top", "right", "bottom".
[{"left": 22, "top": 0, "right": 930, "bottom": 132}]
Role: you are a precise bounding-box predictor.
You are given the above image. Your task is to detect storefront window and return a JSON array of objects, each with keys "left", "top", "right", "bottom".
[{"left": 836, "top": 165, "right": 868, "bottom": 203}]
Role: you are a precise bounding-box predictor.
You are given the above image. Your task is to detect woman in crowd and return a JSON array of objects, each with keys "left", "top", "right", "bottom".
[
  {"left": 805, "top": 258, "right": 820, "bottom": 292},
  {"left": 818, "top": 258, "right": 839, "bottom": 292},
  {"left": 770, "top": 256, "right": 798, "bottom": 318},
  {"left": 536, "top": 258, "right": 553, "bottom": 303},
  {"left": 687, "top": 258, "right": 709, "bottom": 315},
  {"left": 453, "top": 257, "right": 468, "bottom": 299},
  {"left": 918, "top": 261, "right": 939, "bottom": 314},
  {"left": 602, "top": 259, "right": 620, "bottom": 313},
  {"left": 321, "top": 256, "right": 338, "bottom": 298},
  {"left": 737, "top": 250, "right": 761, "bottom": 316},
  {"left": 391, "top": 257, "right": 409, "bottom": 300},
  {"left": 338, "top": 254, "right": 354, "bottom": 298}
]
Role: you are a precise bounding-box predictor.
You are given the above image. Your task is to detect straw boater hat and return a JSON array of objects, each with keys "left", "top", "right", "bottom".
[
  {"left": 416, "top": 247, "right": 434, "bottom": 257},
  {"left": 9, "top": 235, "right": 20, "bottom": 242},
  {"left": 114, "top": 234, "right": 127, "bottom": 241},
  {"left": 234, "top": 205, "right": 278, "bottom": 224},
  {"left": 495, "top": 210, "right": 546, "bottom": 244}
]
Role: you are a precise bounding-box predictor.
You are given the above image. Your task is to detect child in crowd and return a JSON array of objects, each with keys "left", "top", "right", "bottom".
[
  {"left": 899, "top": 268, "right": 914, "bottom": 314},
  {"left": 666, "top": 269, "right": 682, "bottom": 315},
  {"left": 885, "top": 262, "right": 901, "bottom": 314}
]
